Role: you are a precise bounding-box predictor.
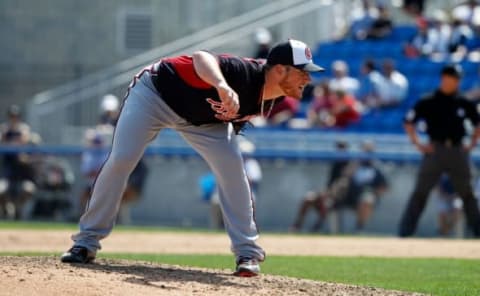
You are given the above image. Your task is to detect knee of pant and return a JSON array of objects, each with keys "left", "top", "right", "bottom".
[{"left": 107, "top": 152, "right": 137, "bottom": 172}]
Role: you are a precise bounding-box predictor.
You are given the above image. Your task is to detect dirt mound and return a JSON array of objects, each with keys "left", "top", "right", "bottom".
[{"left": 0, "top": 256, "right": 422, "bottom": 296}]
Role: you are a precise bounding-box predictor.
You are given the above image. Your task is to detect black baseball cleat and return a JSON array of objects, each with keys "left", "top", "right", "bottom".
[
  {"left": 234, "top": 257, "right": 260, "bottom": 277},
  {"left": 60, "top": 246, "right": 96, "bottom": 263}
]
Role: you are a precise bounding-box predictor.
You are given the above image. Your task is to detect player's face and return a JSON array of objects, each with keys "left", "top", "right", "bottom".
[
  {"left": 279, "top": 66, "right": 311, "bottom": 99},
  {"left": 440, "top": 75, "right": 460, "bottom": 95}
]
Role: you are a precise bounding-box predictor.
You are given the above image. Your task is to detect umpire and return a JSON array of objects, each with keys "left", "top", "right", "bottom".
[{"left": 399, "top": 64, "right": 480, "bottom": 237}]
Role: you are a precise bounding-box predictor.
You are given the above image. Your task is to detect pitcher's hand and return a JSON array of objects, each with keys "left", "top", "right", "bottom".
[{"left": 213, "top": 82, "right": 239, "bottom": 120}]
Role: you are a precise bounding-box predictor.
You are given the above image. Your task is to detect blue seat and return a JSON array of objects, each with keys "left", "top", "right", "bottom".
[
  {"left": 466, "top": 37, "right": 480, "bottom": 50},
  {"left": 388, "top": 25, "right": 417, "bottom": 42},
  {"left": 460, "top": 61, "right": 478, "bottom": 76},
  {"left": 461, "top": 75, "right": 478, "bottom": 90},
  {"left": 316, "top": 42, "right": 337, "bottom": 59},
  {"left": 396, "top": 58, "right": 422, "bottom": 75},
  {"left": 421, "top": 61, "right": 444, "bottom": 75}
]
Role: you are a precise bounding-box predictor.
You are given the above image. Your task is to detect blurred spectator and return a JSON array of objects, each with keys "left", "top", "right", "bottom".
[
  {"left": 0, "top": 105, "right": 36, "bottom": 220},
  {"left": 99, "top": 94, "right": 121, "bottom": 126},
  {"left": 434, "top": 174, "right": 464, "bottom": 237},
  {"left": 201, "top": 137, "right": 262, "bottom": 230},
  {"left": 253, "top": 27, "right": 272, "bottom": 59},
  {"left": 376, "top": 59, "right": 409, "bottom": 108},
  {"left": 290, "top": 140, "right": 388, "bottom": 233},
  {"left": 309, "top": 83, "right": 362, "bottom": 128},
  {"left": 328, "top": 89, "right": 362, "bottom": 127},
  {"left": 366, "top": 4, "right": 393, "bottom": 39},
  {"left": 405, "top": 10, "right": 451, "bottom": 59},
  {"left": 290, "top": 140, "right": 355, "bottom": 232},
  {"left": 329, "top": 60, "right": 360, "bottom": 95},
  {"left": 404, "top": 17, "right": 434, "bottom": 58},
  {"left": 402, "top": 0, "right": 425, "bottom": 18},
  {"left": 428, "top": 10, "right": 453, "bottom": 59},
  {"left": 30, "top": 155, "right": 75, "bottom": 221},
  {"left": 452, "top": 0, "right": 480, "bottom": 33},
  {"left": 347, "top": 0, "right": 379, "bottom": 40},
  {"left": 265, "top": 96, "right": 299, "bottom": 126},
  {"left": 448, "top": 17, "right": 474, "bottom": 60},
  {"left": 307, "top": 81, "right": 334, "bottom": 127},
  {"left": 330, "top": 140, "right": 388, "bottom": 233},
  {"left": 356, "top": 59, "right": 384, "bottom": 108}
]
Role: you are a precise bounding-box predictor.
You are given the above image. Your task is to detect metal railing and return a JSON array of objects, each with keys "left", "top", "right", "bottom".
[{"left": 27, "top": 0, "right": 332, "bottom": 144}]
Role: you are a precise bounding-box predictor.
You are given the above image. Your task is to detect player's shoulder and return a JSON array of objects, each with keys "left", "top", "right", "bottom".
[
  {"left": 420, "top": 91, "right": 436, "bottom": 101},
  {"left": 215, "top": 53, "right": 261, "bottom": 64}
]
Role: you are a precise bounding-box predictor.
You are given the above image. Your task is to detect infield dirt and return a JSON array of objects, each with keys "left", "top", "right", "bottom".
[{"left": 1, "top": 230, "right": 474, "bottom": 295}]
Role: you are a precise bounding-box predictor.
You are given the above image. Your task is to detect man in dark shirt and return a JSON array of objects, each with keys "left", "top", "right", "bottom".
[
  {"left": 61, "top": 39, "right": 324, "bottom": 276},
  {"left": 289, "top": 140, "right": 354, "bottom": 232},
  {"left": 399, "top": 64, "right": 480, "bottom": 237},
  {"left": 0, "top": 105, "right": 36, "bottom": 220}
]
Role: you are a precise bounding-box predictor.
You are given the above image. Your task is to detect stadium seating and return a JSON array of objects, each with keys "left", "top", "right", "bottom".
[{"left": 306, "top": 25, "right": 480, "bottom": 134}]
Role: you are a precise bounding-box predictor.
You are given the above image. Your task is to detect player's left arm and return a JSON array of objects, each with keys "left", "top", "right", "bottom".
[{"left": 464, "top": 100, "right": 480, "bottom": 151}]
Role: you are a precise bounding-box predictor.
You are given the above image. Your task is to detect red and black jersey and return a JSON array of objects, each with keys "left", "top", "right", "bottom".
[{"left": 151, "top": 52, "right": 267, "bottom": 126}]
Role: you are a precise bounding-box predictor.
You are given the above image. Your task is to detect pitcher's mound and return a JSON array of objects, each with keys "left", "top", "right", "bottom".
[{"left": 0, "top": 256, "right": 422, "bottom": 296}]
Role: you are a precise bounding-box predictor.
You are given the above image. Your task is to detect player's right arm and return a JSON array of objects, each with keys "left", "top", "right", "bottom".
[{"left": 192, "top": 51, "right": 239, "bottom": 120}]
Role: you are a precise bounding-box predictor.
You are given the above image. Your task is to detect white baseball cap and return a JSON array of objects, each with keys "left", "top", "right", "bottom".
[{"left": 266, "top": 39, "right": 324, "bottom": 72}]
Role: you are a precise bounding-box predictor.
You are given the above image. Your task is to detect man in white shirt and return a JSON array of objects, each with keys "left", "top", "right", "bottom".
[
  {"left": 377, "top": 59, "right": 409, "bottom": 108},
  {"left": 329, "top": 60, "right": 360, "bottom": 95}
]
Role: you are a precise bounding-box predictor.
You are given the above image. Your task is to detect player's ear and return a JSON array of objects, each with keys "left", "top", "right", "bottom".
[{"left": 273, "top": 64, "right": 286, "bottom": 76}]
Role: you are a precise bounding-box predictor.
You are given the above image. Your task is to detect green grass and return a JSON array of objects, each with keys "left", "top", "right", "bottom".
[
  {"left": 96, "top": 253, "right": 478, "bottom": 296},
  {"left": 0, "top": 221, "right": 77, "bottom": 230}
]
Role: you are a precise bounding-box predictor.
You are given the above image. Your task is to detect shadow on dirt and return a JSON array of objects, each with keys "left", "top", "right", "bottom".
[{"left": 71, "top": 258, "right": 250, "bottom": 291}]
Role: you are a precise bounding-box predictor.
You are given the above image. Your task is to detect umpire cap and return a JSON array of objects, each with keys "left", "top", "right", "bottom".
[{"left": 441, "top": 64, "right": 463, "bottom": 78}]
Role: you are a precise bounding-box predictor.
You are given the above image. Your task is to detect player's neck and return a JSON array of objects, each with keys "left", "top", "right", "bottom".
[{"left": 262, "top": 71, "right": 285, "bottom": 100}]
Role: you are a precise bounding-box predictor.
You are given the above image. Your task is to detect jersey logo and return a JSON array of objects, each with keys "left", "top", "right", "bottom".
[{"left": 457, "top": 108, "right": 465, "bottom": 117}]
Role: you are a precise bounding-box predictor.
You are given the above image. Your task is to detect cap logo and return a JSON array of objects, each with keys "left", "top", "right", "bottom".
[{"left": 305, "top": 47, "right": 312, "bottom": 60}]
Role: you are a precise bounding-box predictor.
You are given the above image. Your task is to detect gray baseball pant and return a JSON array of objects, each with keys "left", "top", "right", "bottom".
[{"left": 72, "top": 69, "right": 265, "bottom": 262}]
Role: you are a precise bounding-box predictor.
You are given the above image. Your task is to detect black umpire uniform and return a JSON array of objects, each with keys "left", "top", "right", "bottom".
[{"left": 399, "top": 64, "right": 480, "bottom": 237}]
